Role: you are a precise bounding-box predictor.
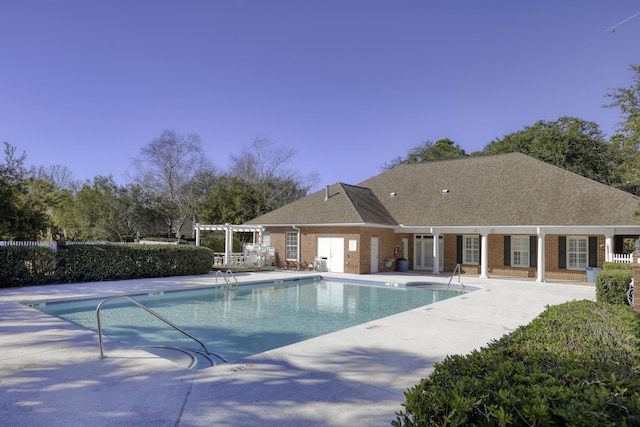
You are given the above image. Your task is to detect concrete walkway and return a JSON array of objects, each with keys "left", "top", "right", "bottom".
[{"left": 0, "top": 272, "right": 595, "bottom": 426}]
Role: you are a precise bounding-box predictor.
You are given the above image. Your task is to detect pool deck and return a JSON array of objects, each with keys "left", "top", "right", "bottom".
[{"left": 0, "top": 272, "right": 595, "bottom": 426}]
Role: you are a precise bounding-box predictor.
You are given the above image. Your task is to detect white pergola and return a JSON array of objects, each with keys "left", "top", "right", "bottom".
[{"left": 193, "top": 223, "right": 265, "bottom": 268}]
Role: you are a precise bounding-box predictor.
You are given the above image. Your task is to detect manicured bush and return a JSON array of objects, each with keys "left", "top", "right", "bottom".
[
  {"left": 0, "top": 244, "right": 215, "bottom": 287},
  {"left": 602, "top": 261, "right": 632, "bottom": 270},
  {"left": 596, "top": 267, "right": 633, "bottom": 305},
  {"left": 0, "top": 246, "right": 58, "bottom": 287},
  {"left": 58, "top": 244, "right": 215, "bottom": 283},
  {"left": 393, "top": 301, "right": 640, "bottom": 427}
]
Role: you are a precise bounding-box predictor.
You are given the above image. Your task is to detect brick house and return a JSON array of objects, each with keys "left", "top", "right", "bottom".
[{"left": 245, "top": 153, "right": 640, "bottom": 281}]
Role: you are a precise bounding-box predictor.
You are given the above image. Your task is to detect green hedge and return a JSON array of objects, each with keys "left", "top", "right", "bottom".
[
  {"left": 393, "top": 301, "right": 640, "bottom": 427},
  {"left": 0, "top": 245, "right": 215, "bottom": 287},
  {"left": 596, "top": 266, "right": 633, "bottom": 305},
  {"left": 0, "top": 246, "right": 58, "bottom": 287},
  {"left": 58, "top": 245, "right": 214, "bottom": 282},
  {"left": 602, "top": 261, "right": 633, "bottom": 270}
]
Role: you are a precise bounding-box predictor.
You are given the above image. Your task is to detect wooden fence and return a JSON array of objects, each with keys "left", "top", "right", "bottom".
[
  {"left": 0, "top": 241, "right": 59, "bottom": 250},
  {"left": 609, "top": 253, "right": 633, "bottom": 263},
  {"left": 0, "top": 240, "right": 155, "bottom": 251}
]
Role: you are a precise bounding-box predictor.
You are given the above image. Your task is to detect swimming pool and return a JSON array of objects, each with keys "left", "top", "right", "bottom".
[{"left": 29, "top": 276, "right": 466, "bottom": 369}]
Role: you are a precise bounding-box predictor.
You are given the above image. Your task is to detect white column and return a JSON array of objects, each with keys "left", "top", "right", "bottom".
[
  {"left": 605, "top": 235, "right": 614, "bottom": 262},
  {"left": 224, "top": 224, "right": 232, "bottom": 267},
  {"left": 195, "top": 224, "right": 200, "bottom": 246},
  {"left": 432, "top": 232, "right": 440, "bottom": 275},
  {"left": 536, "top": 228, "right": 546, "bottom": 283},
  {"left": 480, "top": 233, "right": 489, "bottom": 279}
]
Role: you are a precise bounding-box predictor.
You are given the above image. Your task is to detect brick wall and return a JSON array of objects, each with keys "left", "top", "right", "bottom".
[
  {"left": 265, "top": 226, "right": 411, "bottom": 273},
  {"left": 544, "top": 234, "right": 604, "bottom": 281},
  {"left": 444, "top": 233, "right": 604, "bottom": 280},
  {"left": 265, "top": 226, "right": 607, "bottom": 280}
]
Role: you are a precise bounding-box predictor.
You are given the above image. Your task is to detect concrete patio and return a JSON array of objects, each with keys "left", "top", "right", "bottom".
[{"left": 0, "top": 272, "right": 595, "bottom": 426}]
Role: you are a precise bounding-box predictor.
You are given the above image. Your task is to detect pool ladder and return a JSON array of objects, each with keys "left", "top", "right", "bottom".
[
  {"left": 95, "top": 295, "right": 226, "bottom": 365},
  {"left": 215, "top": 269, "right": 239, "bottom": 289},
  {"left": 447, "top": 263, "right": 465, "bottom": 289}
]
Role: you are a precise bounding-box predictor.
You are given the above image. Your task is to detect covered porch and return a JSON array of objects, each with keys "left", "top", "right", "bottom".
[{"left": 396, "top": 225, "right": 640, "bottom": 282}]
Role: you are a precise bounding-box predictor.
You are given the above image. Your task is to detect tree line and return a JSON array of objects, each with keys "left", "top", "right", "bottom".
[
  {"left": 0, "top": 135, "right": 315, "bottom": 242},
  {"left": 2, "top": 65, "right": 639, "bottom": 242}
]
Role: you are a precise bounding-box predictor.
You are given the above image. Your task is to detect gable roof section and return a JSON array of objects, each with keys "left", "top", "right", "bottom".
[
  {"left": 247, "top": 153, "right": 640, "bottom": 227},
  {"left": 246, "top": 182, "right": 396, "bottom": 226},
  {"left": 360, "top": 153, "right": 640, "bottom": 227}
]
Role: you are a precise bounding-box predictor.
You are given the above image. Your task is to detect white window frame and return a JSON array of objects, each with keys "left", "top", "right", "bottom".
[
  {"left": 463, "top": 235, "right": 479, "bottom": 265},
  {"left": 261, "top": 231, "right": 271, "bottom": 247},
  {"left": 567, "top": 236, "right": 588, "bottom": 270},
  {"left": 285, "top": 231, "right": 298, "bottom": 261},
  {"left": 511, "top": 236, "right": 530, "bottom": 268}
]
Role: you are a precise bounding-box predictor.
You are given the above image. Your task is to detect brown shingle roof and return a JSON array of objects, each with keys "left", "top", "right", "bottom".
[
  {"left": 246, "top": 182, "right": 396, "bottom": 226},
  {"left": 247, "top": 153, "right": 640, "bottom": 227}
]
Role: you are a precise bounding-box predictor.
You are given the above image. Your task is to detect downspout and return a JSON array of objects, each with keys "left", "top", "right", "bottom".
[{"left": 292, "top": 225, "right": 301, "bottom": 270}]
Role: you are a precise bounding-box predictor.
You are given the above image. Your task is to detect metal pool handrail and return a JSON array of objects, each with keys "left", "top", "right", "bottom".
[
  {"left": 95, "top": 295, "right": 210, "bottom": 359},
  {"left": 214, "top": 269, "right": 238, "bottom": 289},
  {"left": 215, "top": 269, "right": 225, "bottom": 283},
  {"left": 225, "top": 269, "right": 238, "bottom": 288},
  {"left": 447, "top": 263, "right": 465, "bottom": 289}
]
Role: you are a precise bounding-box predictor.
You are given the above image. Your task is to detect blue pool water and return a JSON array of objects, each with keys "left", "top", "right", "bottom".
[{"left": 30, "top": 277, "right": 465, "bottom": 368}]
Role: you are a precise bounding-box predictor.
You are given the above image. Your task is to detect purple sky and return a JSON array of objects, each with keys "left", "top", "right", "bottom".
[{"left": 2, "top": 1, "right": 639, "bottom": 192}]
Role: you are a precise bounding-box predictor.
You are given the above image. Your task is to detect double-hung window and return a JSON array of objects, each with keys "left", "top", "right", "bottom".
[
  {"left": 511, "top": 236, "right": 530, "bottom": 268},
  {"left": 285, "top": 231, "right": 298, "bottom": 261},
  {"left": 567, "top": 236, "right": 588, "bottom": 270},
  {"left": 261, "top": 231, "right": 271, "bottom": 248},
  {"left": 463, "top": 235, "right": 479, "bottom": 265}
]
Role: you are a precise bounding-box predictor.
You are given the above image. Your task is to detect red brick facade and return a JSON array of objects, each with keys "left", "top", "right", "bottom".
[{"left": 266, "top": 226, "right": 608, "bottom": 281}]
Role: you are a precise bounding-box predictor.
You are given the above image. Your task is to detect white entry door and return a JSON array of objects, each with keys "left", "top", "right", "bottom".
[
  {"left": 414, "top": 235, "right": 444, "bottom": 271},
  {"left": 317, "top": 237, "right": 345, "bottom": 273},
  {"left": 370, "top": 237, "right": 379, "bottom": 273}
]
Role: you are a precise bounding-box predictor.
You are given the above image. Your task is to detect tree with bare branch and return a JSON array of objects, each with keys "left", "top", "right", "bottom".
[
  {"left": 229, "top": 137, "right": 316, "bottom": 212},
  {"left": 130, "top": 130, "right": 216, "bottom": 239}
]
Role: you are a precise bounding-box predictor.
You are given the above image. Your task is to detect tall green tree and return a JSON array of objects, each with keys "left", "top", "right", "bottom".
[
  {"left": 604, "top": 65, "right": 640, "bottom": 195},
  {"left": 53, "top": 176, "right": 118, "bottom": 241},
  {"left": 53, "top": 177, "right": 162, "bottom": 241},
  {"left": 0, "top": 142, "right": 53, "bottom": 240},
  {"left": 482, "top": 117, "right": 617, "bottom": 186},
  {"left": 383, "top": 138, "right": 467, "bottom": 169},
  {"left": 605, "top": 64, "right": 640, "bottom": 147},
  {"left": 200, "top": 178, "right": 263, "bottom": 224}
]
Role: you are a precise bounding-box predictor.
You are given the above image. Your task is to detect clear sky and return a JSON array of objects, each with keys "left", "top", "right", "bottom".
[{"left": 2, "top": 1, "right": 639, "bottom": 192}]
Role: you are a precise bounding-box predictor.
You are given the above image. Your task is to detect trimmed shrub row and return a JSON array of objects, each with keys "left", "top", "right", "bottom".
[
  {"left": 0, "top": 244, "right": 215, "bottom": 287},
  {"left": 393, "top": 300, "right": 640, "bottom": 426},
  {"left": 596, "top": 263, "right": 633, "bottom": 305},
  {"left": 0, "top": 246, "right": 59, "bottom": 287}
]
